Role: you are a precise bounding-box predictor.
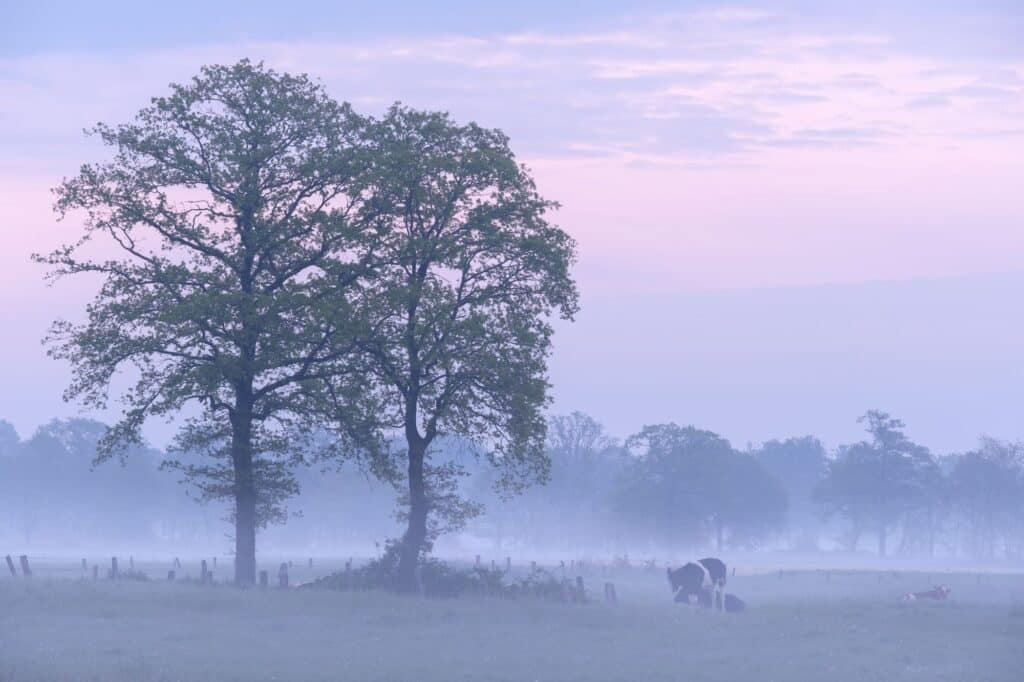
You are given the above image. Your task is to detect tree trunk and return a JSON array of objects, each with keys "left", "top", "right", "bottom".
[
  {"left": 231, "top": 391, "right": 258, "bottom": 585},
  {"left": 397, "top": 436, "right": 428, "bottom": 594},
  {"left": 927, "top": 505, "right": 935, "bottom": 558},
  {"left": 877, "top": 523, "right": 887, "bottom": 557}
]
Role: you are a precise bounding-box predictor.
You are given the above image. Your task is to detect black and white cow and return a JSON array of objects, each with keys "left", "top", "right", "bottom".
[{"left": 667, "top": 557, "right": 727, "bottom": 611}]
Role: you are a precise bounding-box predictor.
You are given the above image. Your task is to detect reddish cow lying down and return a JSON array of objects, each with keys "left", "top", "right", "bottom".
[{"left": 901, "top": 584, "right": 951, "bottom": 601}]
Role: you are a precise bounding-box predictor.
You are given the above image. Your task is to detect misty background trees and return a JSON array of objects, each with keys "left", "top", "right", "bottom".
[{"left": 3, "top": 411, "right": 1023, "bottom": 563}]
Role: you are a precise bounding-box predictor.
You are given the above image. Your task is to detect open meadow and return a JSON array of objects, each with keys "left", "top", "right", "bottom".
[{"left": 2, "top": 560, "right": 1022, "bottom": 682}]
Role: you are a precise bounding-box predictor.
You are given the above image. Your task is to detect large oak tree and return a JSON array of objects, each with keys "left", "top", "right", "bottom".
[
  {"left": 39, "top": 61, "right": 381, "bottom": 584},
  {"left": 352, "top": 106, "right": 578, "bottom": 592}
]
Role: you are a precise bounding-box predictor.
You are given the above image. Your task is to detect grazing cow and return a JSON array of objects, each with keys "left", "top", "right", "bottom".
[
  {"left": 901, "top": 584, "right": 951, "bottom": 602},
  {"left": 667, "top": 557, "right": 727, "bottom": 611}
]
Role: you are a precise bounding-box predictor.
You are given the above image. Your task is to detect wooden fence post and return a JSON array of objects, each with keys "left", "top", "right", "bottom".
[
  {"left": 278, "top": 562, "right": 289, "bottom": 589},
  {"left": 259, "top": 570, "right": 269, "bottom": 589},
  {"left": 5, "top": 555, "right": 16, "bottom": 578},
  {"left": 18, "top": 555, "right": 31, "bottom": 578},
  {"left": 604, "top": 582, "right": 617, "bottom": 604},
  {"left": 201, "top": 559, "right": 209, "bottom": 585},
  {"left": 111, "top": 557, "right": 119, "bottom": 580},
  {"left": 129, "top": 556, "right": 134, "bottom": 570}
]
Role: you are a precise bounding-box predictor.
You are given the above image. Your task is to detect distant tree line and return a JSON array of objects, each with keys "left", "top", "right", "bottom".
[{"left": 3, "top": 410, "right": 1022, "bottom": 562}]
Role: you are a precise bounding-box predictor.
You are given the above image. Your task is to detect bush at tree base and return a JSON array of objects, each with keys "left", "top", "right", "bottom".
[{"left": 302, "top": 541, "right": 578, "bottom": 600}]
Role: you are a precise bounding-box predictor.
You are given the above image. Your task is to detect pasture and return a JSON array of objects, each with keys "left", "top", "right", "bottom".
[{"left": 1, "top": 559, "right": 1022, "bottom": 681}]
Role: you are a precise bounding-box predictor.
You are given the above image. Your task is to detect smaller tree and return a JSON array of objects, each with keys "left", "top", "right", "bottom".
[
  {"left": 814, "top": 411, "right": 938, "bottom": 556},
  {"left": 545, "top": 412, "right": 620, "bottom": 509},
  {"left": 0, "top": 420, "right": 20, "bottom": 455},
  {"left": 503, "top": 412, "right": 622, "bottom": 548},
  {"left": 616, "top": 423, "right": 787, "bottom": 550},
  {"left": 754, "top": 436, "right": 828, "bottom": 547},
  {"left": 949, "top": 437, "right": 1024, "bottom": 559},
  {"left": 349, "top": 105, "right": 579, "bottom": 592}
]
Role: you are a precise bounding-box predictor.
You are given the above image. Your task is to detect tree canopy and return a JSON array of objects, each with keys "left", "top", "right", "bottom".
[
  {"left": 814, "top": 410, "right": 939, "bottom": 555},
  {"left": 347, "top": 105, "right": 579, "bottom": 591},
  {"left": 39, "top": 60, "right": 383, "bottom": 583},
  {"left": 616, "top": 423, "right": 786, "bottom": 550}
]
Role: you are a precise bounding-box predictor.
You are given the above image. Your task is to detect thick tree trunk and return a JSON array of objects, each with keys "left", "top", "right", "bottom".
[
  {"left": 397, "top": 436, "right": 429, "bottom": 594},
  {"left": 231, "top": 391, "right": 258, "bottom": 585}
]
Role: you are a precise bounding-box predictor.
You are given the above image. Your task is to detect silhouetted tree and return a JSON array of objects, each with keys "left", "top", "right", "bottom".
[
  {"left": 0, "top": 420, "right": 19, "bottom": 455},
  {"left": 814, "top": 411, "right": 938, "bottom": 556},
  {"left": 496, "top": 412, "right": 622, "bottom": 548},
  {"left": 616, "top": 423, "right": 786, "bottom": 550},
  {"left": 0, "top": 419, "right": 173, "bottom": 547},
  {"left": 349, "top": 105, "right": 578, "bottom": 592},
  {"left": 38, "top": 61, "right": 382, "bottom": 584},
  {"left": 754, "top": 436, "right": 828, "bottom": 546},
  {"left": 949, "top": 437, "right": 1024, "bottom": 559}
]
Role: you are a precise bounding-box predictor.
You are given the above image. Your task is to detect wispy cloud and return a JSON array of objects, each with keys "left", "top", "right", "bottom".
[{"left": 1, "top": 5, "right": 1022, "bottom": 170}]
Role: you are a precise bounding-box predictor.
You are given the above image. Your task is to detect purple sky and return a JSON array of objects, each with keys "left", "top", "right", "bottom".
[{"left": 2, "top": 2, "right": 1022, "bottom": 452}]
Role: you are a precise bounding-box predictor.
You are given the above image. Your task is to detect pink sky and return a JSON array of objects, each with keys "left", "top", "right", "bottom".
[{"left": 2, "top": 5, "right": 1023, "bottom": 450}]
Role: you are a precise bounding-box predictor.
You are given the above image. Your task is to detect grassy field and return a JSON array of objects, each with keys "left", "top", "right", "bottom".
[{"left": 1, "top": 562, "right": 1022, "bottom": 681}]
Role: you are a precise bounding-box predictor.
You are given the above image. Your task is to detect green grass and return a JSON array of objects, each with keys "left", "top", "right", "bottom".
[{"left": 1, "top": 566, "right": 1021, "bottom": 681}]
